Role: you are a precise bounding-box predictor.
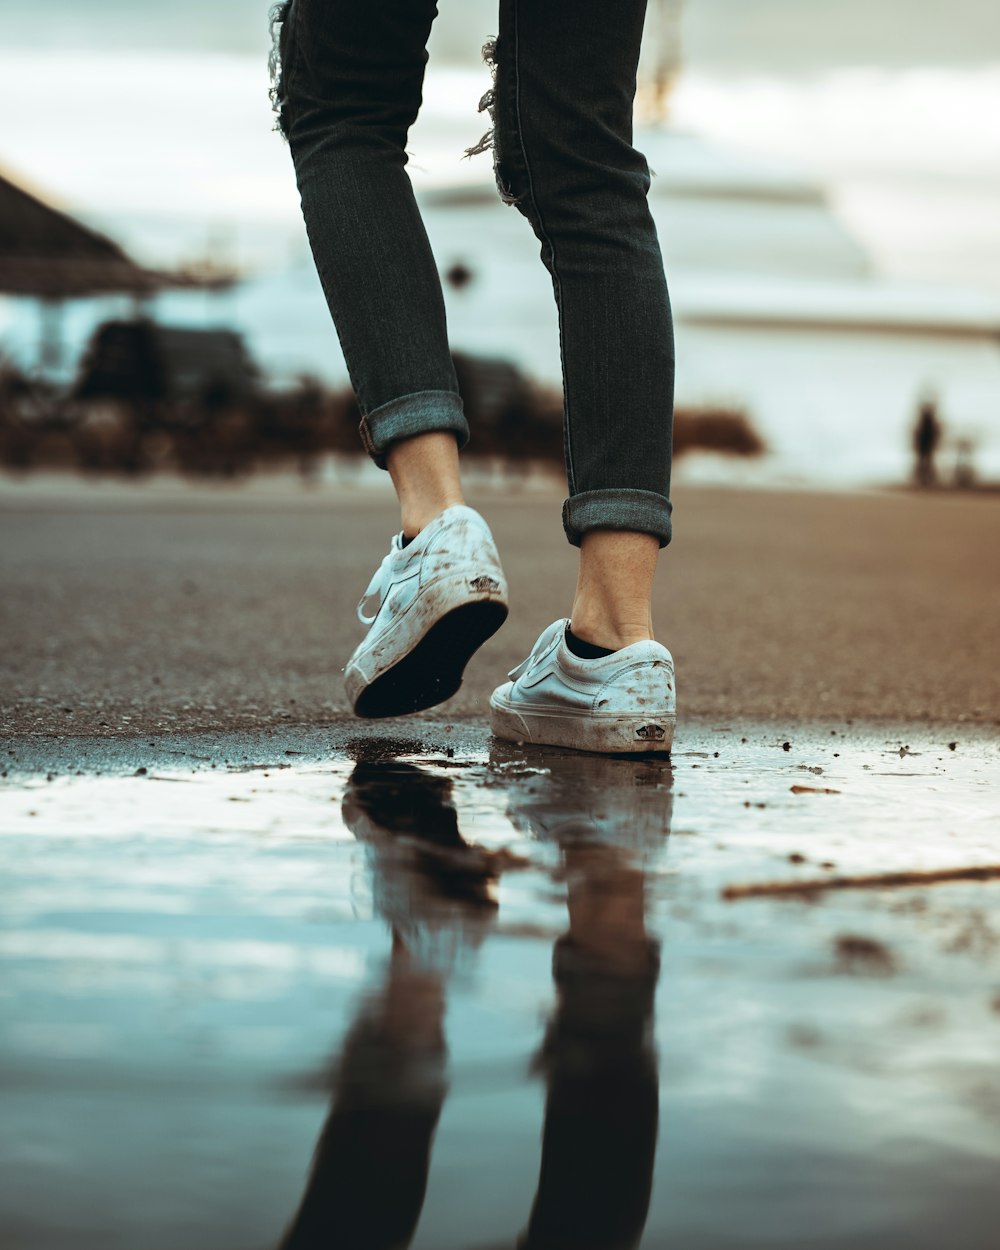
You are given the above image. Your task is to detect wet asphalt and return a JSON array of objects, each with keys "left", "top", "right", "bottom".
[
  {"left": 2, "top": 724, "right": 1000, "bottom": 1248},
  {"left": 3, "top": 476, "right": 1000, "bottom": 1247},
  {"left": 2, "top": 477, "right": 999, "bottom": 739}
]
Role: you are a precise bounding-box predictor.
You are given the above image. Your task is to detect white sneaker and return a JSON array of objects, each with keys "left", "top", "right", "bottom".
[
  {"left": 345, "top": 504, "right": 508, "bottom": 717},
  {"left": 489, "top": 619, "right": 675, "bottom": 755}
]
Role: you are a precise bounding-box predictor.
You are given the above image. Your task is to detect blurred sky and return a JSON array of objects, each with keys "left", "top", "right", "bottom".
[
  {"left": 1, "top": 1, "right": 998, "bottom": 294},
  {"left": 5, "top": 0, "right": 1000, "bottom": 67}
]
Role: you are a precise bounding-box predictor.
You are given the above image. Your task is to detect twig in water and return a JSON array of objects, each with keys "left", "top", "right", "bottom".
[{"left": 722, "top": 864, "right": 1000, "bottom": 901}]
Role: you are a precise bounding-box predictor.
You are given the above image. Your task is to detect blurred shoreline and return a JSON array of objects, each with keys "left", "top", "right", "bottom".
[
  {"left": 2, "top": 460, "right": 997, "bottom": 506},
  {"left": 5, "top": 54, "right": 999, "bottom": 486}
]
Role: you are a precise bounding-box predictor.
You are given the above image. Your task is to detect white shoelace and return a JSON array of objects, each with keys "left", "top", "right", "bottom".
[
  {"left": 357, "top": 542, "right": 400, "bottom": 625},
  {"left": 507, "top": 619, "right": 567, "bottom": 681}
]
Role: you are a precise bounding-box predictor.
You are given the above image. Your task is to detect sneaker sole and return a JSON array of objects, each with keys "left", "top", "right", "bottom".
[
  {"left": 489, "top": 694, "right": 675, "bottom": 756},
  {"left": 351, "top": 598, "right": 509, "bottom": 718}
]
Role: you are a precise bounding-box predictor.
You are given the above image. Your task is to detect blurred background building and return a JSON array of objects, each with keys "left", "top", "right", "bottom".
[{"left": 1, "top": 0, "right": 999, "bottom": 485}]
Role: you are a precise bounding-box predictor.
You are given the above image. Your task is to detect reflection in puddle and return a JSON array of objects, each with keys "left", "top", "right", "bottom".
[
  {"left": 283, "top": 756, "right": 668, "bottom": 1249},
  {"left": 1, "top": 729, "right": 999, "bottom": 1248}
]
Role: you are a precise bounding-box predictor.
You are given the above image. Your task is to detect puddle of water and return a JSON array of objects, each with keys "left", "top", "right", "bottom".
[{"left": 1, "top": 729, "right": 999, "bottom": 1249}]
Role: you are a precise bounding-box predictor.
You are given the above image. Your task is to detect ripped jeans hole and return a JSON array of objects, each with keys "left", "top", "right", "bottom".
[
  {"left": 462, "top": 36, "right": 522, "bottom": 208},
  {"left": 267, "top": 1, "right": 295, "bottom": 140}
]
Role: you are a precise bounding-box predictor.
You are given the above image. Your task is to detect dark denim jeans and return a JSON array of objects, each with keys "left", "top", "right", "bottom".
[{"left": 271, "top": 0, "right": 675, "bottom": 546}]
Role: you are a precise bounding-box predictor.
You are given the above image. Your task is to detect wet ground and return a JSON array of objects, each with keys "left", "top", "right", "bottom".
[{"left": 2, "top": 721, "right": 999, "bottom": 1249}]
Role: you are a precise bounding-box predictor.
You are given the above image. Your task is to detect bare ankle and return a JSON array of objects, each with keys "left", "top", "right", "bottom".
[
  {"left": 400, "top": 496, "right": 464, "bottom": 538},
  {"left": 570, "top": 529, "right": 659, "bottom": 651},
  {"left": 386, "top": 432, "right": 465, "bottom": 536}
]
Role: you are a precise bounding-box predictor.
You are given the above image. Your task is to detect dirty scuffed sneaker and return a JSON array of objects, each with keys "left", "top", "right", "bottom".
[
  {"left": 490, "top": 619, "right": 675, "bottom": 755},
  {"left": 345, "top": 504, "right": 508, "bottom": 718}
]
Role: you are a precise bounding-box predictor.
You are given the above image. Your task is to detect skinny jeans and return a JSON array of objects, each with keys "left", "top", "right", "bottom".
[{"left": 271, "top": 0, "right": 675, "bottom": 546}]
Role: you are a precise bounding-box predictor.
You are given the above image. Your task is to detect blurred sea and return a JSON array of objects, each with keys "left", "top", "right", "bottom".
[{"left": 2, "top": 52, "right": 1000, "bottom": 485}]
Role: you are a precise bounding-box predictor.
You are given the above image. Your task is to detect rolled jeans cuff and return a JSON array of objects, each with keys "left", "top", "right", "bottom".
[
  {"left": 562, "top": 489, "right": 673, "bottom": 548},
  {"left": 359, "top": 389, "right": 470, "bottom": 469}
]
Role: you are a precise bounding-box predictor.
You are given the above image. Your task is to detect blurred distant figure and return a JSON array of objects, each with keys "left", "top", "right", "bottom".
[
  {"left": 912, "top": 392, "right": 942, "bottom": 487},
  {"left": 953, "top": 437, "right": 977, "bottom": 491}
]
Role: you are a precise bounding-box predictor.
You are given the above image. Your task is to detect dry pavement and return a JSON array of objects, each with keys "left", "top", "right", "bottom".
[{"left": 2, "top": 476, "right": 998, "bottom": 737}]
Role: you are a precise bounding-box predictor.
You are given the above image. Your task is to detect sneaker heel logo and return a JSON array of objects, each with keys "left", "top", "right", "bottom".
[
  {"left": 635, "top": 724, "right": 666, "bottom": 741},
  {"left": 469, "top": 575, "right": 501, "bottom": 593}
]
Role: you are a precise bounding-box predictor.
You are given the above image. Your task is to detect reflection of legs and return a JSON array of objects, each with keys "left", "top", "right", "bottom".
[
  {"left": 279, "top": 942, "right": 447, "bottom": 1250},
  {"left": 520, "top": 847, "right": 660, "bottom": 1250},
  {"left": 280, "top": 761, "right": 498, "bottom": 1249}
]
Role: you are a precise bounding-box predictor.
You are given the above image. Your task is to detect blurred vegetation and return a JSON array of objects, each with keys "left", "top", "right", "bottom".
[{"left": 0, "top": 317, "right": 763, "bottom": 477}]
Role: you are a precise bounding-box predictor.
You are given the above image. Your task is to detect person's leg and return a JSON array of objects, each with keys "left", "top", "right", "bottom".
[
  {"left": 387, "top": 431, "right": 464, "bottom": 539},
  {"left": 571, "top": 531, "right": 660, "bottom": 651},
  {"left": 481, "top": 0, "right": 674, "bottom": 648},
  {"left": 271, "top": 0, "right": 468, "bottom": 531},
  {"left": 272, "top": 1, "right": 509, "bottom": 717},
  {"left": 484, "top": 0, "right": 677, "bottom": 752}
]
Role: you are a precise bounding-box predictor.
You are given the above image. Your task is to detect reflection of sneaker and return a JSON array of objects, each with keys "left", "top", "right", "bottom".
[
  {"left": 344, "top": 505, "right": 508, "bottom": 717},
  {"left": 492, "top": 747, "right": 673, "bottom": 861},
  {"left": 342, "top": 761, "right": 498, "bottom": 972},
  {"left": 490, "top": 619, "right": 675, "bottom": 755}
]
